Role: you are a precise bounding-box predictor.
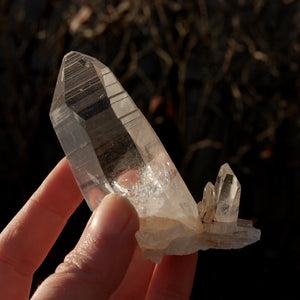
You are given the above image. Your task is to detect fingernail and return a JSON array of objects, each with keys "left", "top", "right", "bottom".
[{"left": 90, "top": 193, "right": 138, "bottom": 239}]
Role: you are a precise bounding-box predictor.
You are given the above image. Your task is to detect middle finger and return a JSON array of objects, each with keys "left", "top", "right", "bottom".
[{"left": 110, "top": 246, "right": 155, "bottom": 300}]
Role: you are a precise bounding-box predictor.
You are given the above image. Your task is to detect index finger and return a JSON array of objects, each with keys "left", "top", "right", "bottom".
[{"left": 0, "top": 158, "right": 83, "bottom": 299}]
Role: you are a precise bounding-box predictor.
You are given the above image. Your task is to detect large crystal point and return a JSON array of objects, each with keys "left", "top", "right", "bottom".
[
  {"left": 50, "top": 51, "right": 199, "bottom": 231},
  {"left": 50, "top": 52, "right": 260, "bottom": 263}
]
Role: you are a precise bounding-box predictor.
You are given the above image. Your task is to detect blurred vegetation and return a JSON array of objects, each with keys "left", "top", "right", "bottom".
[{"left": 0, "top": 0, "right": 299, "bottom": 299}]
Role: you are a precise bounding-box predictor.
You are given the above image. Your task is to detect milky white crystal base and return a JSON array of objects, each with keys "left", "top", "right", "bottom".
[{"left": 136, "top": 217, "right": 260, "bottom": 263}]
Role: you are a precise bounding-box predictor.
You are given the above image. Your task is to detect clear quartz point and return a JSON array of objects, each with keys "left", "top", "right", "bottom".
[
  {"left": 198, "top": 182, "right": 216, "bottom": 223},
  {"left": 50, "top": 51, "right": 199, "bottom": 230},
  {"left": 50, "top": 52, "right": 260, "bottom": 263},
  {"left": 214, "top": 163, "right": 241, "bottom": 222}
]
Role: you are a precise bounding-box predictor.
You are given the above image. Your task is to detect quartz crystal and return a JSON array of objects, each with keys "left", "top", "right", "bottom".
[
  {"left": 198, "top": 182, "right": 216, "bottom": 223},
  {"left": 214, "top": 163, "right": 241, "bottom": 222},
  {"left": 50, "top": 51, "right": 260, "bottom": 263}
]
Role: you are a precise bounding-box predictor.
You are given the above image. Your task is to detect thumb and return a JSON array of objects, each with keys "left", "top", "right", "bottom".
[{"left": 32, "top": 194, "right": 139, "bottom": 300}]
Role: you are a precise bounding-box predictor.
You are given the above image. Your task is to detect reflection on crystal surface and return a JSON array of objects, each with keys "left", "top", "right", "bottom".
[{"left": 50, "top": 51, "right": 198, "bottom": 230}]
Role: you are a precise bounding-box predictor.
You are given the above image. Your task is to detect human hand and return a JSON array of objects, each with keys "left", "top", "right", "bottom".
[{"left": 0, "top": 158, "right": 198, "bottom": 300}]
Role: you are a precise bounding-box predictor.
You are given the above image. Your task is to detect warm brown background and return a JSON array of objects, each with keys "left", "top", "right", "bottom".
[{"left": 0, "top": 1, "right": 299, "bottom": 299}]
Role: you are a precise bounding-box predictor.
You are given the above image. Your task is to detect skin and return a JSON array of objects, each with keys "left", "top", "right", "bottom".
[{"left": 0, "top": 158, "right": 198, "bottom": 300}]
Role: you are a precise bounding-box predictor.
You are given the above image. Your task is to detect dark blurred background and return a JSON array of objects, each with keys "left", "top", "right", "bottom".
[{"left": 0, "top": 0, "right": 299, "bottom": 299}]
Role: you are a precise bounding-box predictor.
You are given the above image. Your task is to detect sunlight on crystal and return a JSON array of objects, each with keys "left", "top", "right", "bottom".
[{"left": 50, "top": 51, "right": 261, "bottom": 263}]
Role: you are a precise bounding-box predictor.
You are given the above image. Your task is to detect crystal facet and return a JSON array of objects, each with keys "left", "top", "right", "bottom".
[
  {"left": 50, "top": 52, "right": 260, "bottom": 263},
  {"left": 50, "top": 51, "right": 198, "bottom": 228}
]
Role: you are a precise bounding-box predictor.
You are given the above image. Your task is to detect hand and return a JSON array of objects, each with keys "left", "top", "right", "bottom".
[{"left": 0, "top": 158, "right": 198, "bottom": 300}]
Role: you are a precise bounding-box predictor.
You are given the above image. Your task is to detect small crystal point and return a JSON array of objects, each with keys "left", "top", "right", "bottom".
[
  {"left": 214, "top": 163, "right": 241, "bottom": 222},
  {"left": 198, "top": 182, "right": 216, "bottom": 223},
  {"left": 202, "top": 182, "right": 216, "bottom": 207}
]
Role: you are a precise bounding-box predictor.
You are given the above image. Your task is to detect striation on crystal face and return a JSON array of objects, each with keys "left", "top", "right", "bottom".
[
  {"left": 50, "top": 51, "right": 261, "bottom": 263},
  {"left": 50, "top": 51, "right": 199, "bottom": 230}
]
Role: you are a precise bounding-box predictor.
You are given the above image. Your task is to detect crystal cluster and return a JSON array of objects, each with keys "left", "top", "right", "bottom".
[
  {"left": 198, "top": 163, "right": 241, "bottom": 223},
  {"left": 50, "top": 52, "right": 260, "bottom": 263},
  {"left": 136, "top": 163, "right": 260, "bottom": 262}
]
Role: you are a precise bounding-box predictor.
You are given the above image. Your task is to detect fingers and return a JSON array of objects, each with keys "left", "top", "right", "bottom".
[
  {"left": 0, "top": 158, "right": 83, "bottom": 300},
  {"left": 110, "top": 246, "right": 155, "bottom": 300},
  {"left": 0, "top": 155, "right": 199, "bottom": 300},
  {"left": 31, "top": 194, "right": 139, "bottom": 300},
  {"left": 146, "top": 253, "right": 198, "bottom": 300}
]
